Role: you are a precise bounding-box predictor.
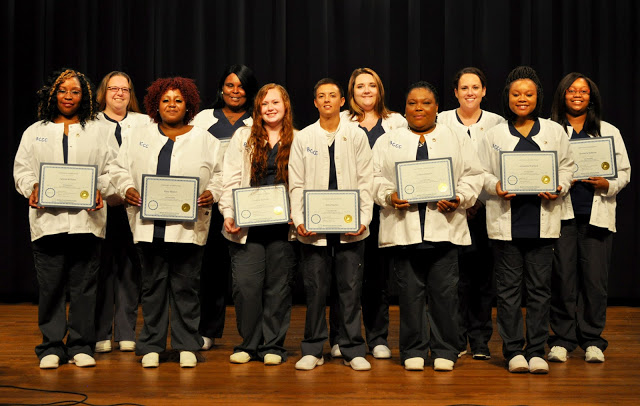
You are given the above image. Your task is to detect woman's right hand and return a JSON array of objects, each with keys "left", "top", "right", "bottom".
[
  {"left": 496, "top": 181, "right": 516, "bottom": 200},
  {"left": 29, "top": 183, "right": 44, "bottom": 208},
  {"left": 224, "top": 217, "right": 241, "bottom": 234},
  {"left": 125, "top": 187, "right": 142, "bottom": 206},
  {"left": 388, "top": 191, "right": 410, "bottom": 210},
  {"left": 296, "top": 224, "right": 316, "bottom": 237}
]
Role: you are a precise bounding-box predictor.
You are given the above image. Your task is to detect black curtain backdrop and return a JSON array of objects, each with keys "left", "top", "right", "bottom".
[{"left": 3, "top": 0, "right": 638, "bottom": 302}]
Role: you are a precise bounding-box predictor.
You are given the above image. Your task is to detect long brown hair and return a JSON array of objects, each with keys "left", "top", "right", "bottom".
[
  {"left": 96, "top": 71, "right": 142, "bottom": 113},
  {"left": 248, "top": 84, "right": 294, "bottom": 185},
  {"left": 347, "top": 67, "right": 391, "bottom": 121}
]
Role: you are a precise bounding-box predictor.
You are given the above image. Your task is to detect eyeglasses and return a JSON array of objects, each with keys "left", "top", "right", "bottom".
[
  {"left": 566, "top": 88, "right": 590, "bottom": 96},
  {"left": 57, "top": 89, "right": 82, "bottom": 96},
  {"left": 107, "top": 86, "right": 131, "bottom": 94}
]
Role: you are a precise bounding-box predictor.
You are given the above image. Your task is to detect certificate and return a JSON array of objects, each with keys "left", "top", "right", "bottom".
[
  {"left": 38, "top": 163, "right": 97, "bottom": 209},
  {"left": 500, "top": 151, "right": 558, "bottom": 194},
  {"left": 304, "top": 190, "right": 360, "bottom": 233},
  {"left": 233, "top": 184, "right": 290, "bottom": 227},
  {"left": 395, "top": 158, "right": 456, "bottom": 203},
  {"left": 141, "top": 175, "right": 199, "bottom": 222},
  {"left": 570, "top": 136, "right": 617, "bottom": 179}
]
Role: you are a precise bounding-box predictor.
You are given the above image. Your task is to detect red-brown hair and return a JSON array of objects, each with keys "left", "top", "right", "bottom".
[
  {"left": 144, "top": 77, "right": 200, "bottom": 123},
  {"left": 248, "top": 84, "right": 294, "bottom": 185}
]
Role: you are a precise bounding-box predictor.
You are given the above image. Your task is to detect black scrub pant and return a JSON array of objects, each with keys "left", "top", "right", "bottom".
[
  {"left": 394, "top": 243, "right": 460, "bottom": 364},
  {"left": 95, "top": 205, "right": 141, "bottom": 343},
  {"left": 32, "top": 233, "right": 101, "bottom": 363},
  {"left": 457, "top": 206, "right": 494, "bottom": 355},
  {"left": 135, "top": 241, "right": 204, "bottom": 355},
  {"left": 300, "top": 240, "right": 366, "bottom": 362},
  {"left": 549, "top": 217, "right": 611, "bottom": 352},
  {"left": 493, "top": 238, "right": 553, "bottom": 362}
]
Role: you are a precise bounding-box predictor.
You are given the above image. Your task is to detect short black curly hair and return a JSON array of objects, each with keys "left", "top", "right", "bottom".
[
  {"left": 144, "top": 77, "right": 200, "bottom": 124},
  {"left": 36, "top": 68, "right": 97, "bottom": 127},
  {"left": 501, "top": 66, "right": 544, "bottom": 123}
]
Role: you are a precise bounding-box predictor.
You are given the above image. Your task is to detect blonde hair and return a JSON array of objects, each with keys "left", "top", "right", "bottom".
[
  {"left": 96, "top": 71, "right": 142, "bottom": 113},
  {"left": 347, "top": 67, "right": 391, "bottom": 122}
]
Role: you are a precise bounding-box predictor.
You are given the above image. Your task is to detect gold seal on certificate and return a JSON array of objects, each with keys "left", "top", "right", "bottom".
[
  {"left": 569, "top": 136, "right": 617, "bottom": 179},
  {"left": 395, "top": 158, "right": 456, "bottom": 203},
  {"left": 140, "top": 175, "right": 199, "bottom": 222},
  {"left": 38, "top": 163, "right": 98, "bottom": 209},
  {"left": 233, "top": 184, "right": 290, "bottom": 227},
  {"left": 304, "top": 190, "right": 360, "bottom": 233},
  {"left": 499, "top": 151, "right": 559, "bottom": 194}
]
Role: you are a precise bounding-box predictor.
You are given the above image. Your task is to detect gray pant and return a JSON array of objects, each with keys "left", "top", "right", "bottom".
[
  {"left": 229, "top": 238, "right": 296, "bottom": 360},
  {"left": 493, "top": 239, "right": 553, "bottom": 361},
  {"left": 32, "top": 233, "right": 101, "bottom": 362},
  {"left": 135, "top": 241, "right": 204, "bottom": 355},
  {"left": 300, "top": 240, "right": 366, "bottom": 361},
  {"left": 549, "top": 218, "right": 611, "bottom": 352},
  {"left": 394, "top": 243, "right": 460, "bottom": 363}
]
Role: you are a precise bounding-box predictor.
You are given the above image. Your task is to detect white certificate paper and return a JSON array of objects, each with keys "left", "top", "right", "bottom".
[
  {"left": 304, "top": 190, "right": 360, "bottom": 233},
  {"left": 500, "top": 151, "right": 559, "bottom": 194},
  {"left": 141, "top": 175, "right": 199, "bottom": 222},
  {"left": 395, "top": 158, "right": 456, "bottom": 203},
  {"left": 38, "top": 163, "right": 97, "bottom": 209},
  {"left": 570, "top": 136, "right": 617, "bottom": 179},
  {"left": 233, "top": 184, "right": 290, "bottom": 227}
]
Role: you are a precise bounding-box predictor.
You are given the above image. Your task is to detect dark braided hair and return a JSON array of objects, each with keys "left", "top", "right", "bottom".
[
  {"left": 36, "top": 68, "right": 97, "bottom": 127},
  {"left": 501, "top": 66, "right": 543, "bottom": 123}
]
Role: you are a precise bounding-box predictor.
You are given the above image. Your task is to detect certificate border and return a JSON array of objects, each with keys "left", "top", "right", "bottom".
[
  {"left": 233, "top": 184, "right": 290, "bottom": 227},
  {"left": 140, "top": 174, "right": 199, "bottom": 222},
  {"left": 570, "top": 136, "right": 618, "bottom": 180},
  {"left": 38, "top": 163, "right": 98, "bottom": 209},
  {"left": 394, "top": 158, "right": 456, "bottom": 203},
  {"left": 499, "top": 151, "right": 559, "bottom": 194},
  {"left": 303, "top": 190, "right": 360, "bottom": 233}
]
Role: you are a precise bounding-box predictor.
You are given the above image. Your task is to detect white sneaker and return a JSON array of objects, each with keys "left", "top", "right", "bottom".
[
  {"left": 472, "top": 353, "right": 491, "bottom": 360},
  {"left": 344, "top": 357, "right": 371, "bottom": 371},
  {"left": 264, "top": 354, "right": 282, "bottom": 365},
  {"left": 458, "top": 350, "right": 467, "bottom": 358},
  {"left": 39, "top": 354, "right": 60, "bottom": 369},
  {"left": 529, "top": 357, "right": 549, "bottom": 374},
  {"left": 372, "top": 345, "right": 391, "bottom": 359},
  {"left": 404, "top": 357, "right": 424, "bottom": 371},
  {"left": 548, "top": 346, "right": 568, "bottom": 362},
  {"left": 433, "top": 358, "right": 454, "bottom": 371},
  {"left": 118, "top": 341, "right": 136, "bottom": 352},
  {"left": 201, "top": 336, "right": 214, "bottom": 351},
  {"left": 508, "top": 355, "right": 529, "bottom": 373},
  {"left": 295, "top": 355, "right": 324, "bottom": 370},
  {"left": 330, "top": 344, "right": 342, "bottom": 358},
  {"left": 73, "top": 353, "right": 96, "bottom": 368},
  {"left": 230, "top": 351, "right": 251, "bottom": 364},
  {"left": 141, "top": 352, "right": 159, "bottom": 368},
  {"left": 95, "top": 340, "right": 112, "bottom": 353},
  {"left": 180, "top": 351, "right": 197, "bottom": 368},
  {"left": 585, "top": 346, "right": 605, "bottom": 363}
]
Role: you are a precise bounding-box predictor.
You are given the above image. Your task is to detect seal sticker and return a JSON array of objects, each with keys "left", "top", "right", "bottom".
[
  {"left": 274, "top": 206, "right": 284, "bottom": 215},
  {"left": 438, "top": 183, "right": 448, "bottom": 193},
  {"left": 344, "top": 215, "right": 353, "bottom": 224},
  {"left": 541, "top": 176, "right": 551, "bottom": 184},
  {"left": 182, "top": 203, "right": 190, "bottom": 212},
  {"left": 601, "top": 162, "right": 610, "bottom": 170},
  {"left": 80, "top": 190, "right": 89, "bottom": 199}
]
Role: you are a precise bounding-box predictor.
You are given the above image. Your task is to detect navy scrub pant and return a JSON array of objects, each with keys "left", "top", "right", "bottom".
[
  {"left": 229, "top": 234, "right": 296, "bottom": 361},
  {"left": 493, "top": 238, "right": 553, "bottom": 362},
  {"left": 549, "top": 217, "right": 612, "bottom": 352},
  {"left": 394, "top": 243, "right": 460, "bottom": 364},
  {"left": 135, "top": 241, "right": 204, "bottom": 355},
  {"left": 32, "top": 233, "right": 101, "bottom": 363},
  {"left": 95, "top": 205, "right": 141, "bottom": 343},
  {"left": 300, "top": 240, "right": 366, "bottom": 362}
]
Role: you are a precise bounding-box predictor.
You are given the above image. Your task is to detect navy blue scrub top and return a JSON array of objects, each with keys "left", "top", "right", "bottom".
[
  {"left": 153, "top": 125, "right": 175, "bottom": 240},
  {"left": 359, "top": 118, "right": 386, "bottom": 148},
  {"left": 415, "top": 139, "right": 433, "bottom": 249},
  {"left": 103, "top": 112, "right": 126, "bottom": 145},
  {"left": 455, "top": 110, "right": 483, "bottom": 137},
  {"left": 208, "top": 109, "right": 251, "bottom": 140},
  {"left": 569, "top": 129, "right": 594, "bottom": 217}
]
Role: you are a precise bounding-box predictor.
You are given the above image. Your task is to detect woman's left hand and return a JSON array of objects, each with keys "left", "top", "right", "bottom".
[
  {"left": 437, "top": 196, "right": 460, "bottom": 213},
  {"left": 581, "top": 177, "right": 609, "bottom": 192},
  {"left": 539, "top": 185, "right": 562, "bottom": 200},
  {"left": 345, "top": 224, "right": 367, "bottom": 237},
  {"left": 198, "top": 190, "right": 214, "bottom": 207},
  {"left": 88, "top": 190, "right": 103, "bottom": 211}
]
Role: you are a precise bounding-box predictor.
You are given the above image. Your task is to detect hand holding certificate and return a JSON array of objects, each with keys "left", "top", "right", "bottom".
[
  {"left": 304, "top": 190, "right": 360, "bottom": 233},
  {"left": 141, "top": 175, "right": 199, "bottom": 222},
  {"left": 569, "top": 136, "right": 617, "bottom": 179},
  {"left": 38, "top": 163, "right": 98, "bottom": 209},
  {"left": 500, "top": 151, "right": 559, "bottom": 194},
  {"left": 395, "top": 158, "right": 456, "bottom": 203},
  {"left": 233, "top": 184, "right": 290, "bottom": 227}
]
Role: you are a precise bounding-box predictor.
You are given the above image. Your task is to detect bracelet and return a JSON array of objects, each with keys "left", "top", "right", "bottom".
[{"left": 385, "top": 192, "right": 394, "bottom": 206}]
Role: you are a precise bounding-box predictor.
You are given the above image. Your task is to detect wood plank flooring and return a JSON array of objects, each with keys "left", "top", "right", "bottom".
[{"left": 0, "top": 304, "right": 639, "bottom": 405}]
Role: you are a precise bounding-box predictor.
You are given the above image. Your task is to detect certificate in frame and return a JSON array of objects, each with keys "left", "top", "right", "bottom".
[
  {"left": 395, "top": 158, "right": 456, "bottom": 203},
  {"left": 570, "top": 136, "right": 618, "bottom": 179},
  {"left": 304, "top": 190, "right": 360, "bottom": 233},
  {"left": 499, "top": 151, "right": 559, "bottom": 194},
  {"left": 141, "top": 174, "right": 199, "bottom": 222},
  {"left": 233, "top": 184, "right": 290, "bottom": 227},
  {"left": 38, "top": 163, "right": 98, "bottom": 209}
]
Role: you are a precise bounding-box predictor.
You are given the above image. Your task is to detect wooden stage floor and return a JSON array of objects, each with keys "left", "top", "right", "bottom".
[{"left": 0, "top": 304, "right": 639, "bottom": 405}]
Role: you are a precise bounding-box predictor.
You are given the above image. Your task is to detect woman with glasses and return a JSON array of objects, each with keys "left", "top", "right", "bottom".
[
  {"left": 14, "top": 68, "right": 116, "bottom": 369},
  {"left": 547, "top": 73, "right": 630, "bottom": 364},
  {"left": 94, "top": 71, "right": 152, "bottom": 354}
]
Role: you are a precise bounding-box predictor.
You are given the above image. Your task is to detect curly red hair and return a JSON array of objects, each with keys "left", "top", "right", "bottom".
[{"left": 144, "top": 77, "right": 200, "bottom": 123}]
